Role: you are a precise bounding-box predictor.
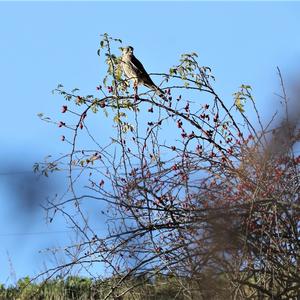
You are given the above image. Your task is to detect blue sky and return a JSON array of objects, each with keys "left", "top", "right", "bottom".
[{"left": 0, "top": 1, "right": 300, "bottom": 285}]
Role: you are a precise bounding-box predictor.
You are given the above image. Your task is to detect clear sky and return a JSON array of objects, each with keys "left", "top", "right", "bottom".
[{"left": 0, "top": 1, "right": 300, "bottom": 285}]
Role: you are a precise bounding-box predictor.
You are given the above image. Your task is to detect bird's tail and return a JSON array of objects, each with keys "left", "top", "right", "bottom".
[{"left": 145, "top": 83, "right": 167, "bottom": 101}]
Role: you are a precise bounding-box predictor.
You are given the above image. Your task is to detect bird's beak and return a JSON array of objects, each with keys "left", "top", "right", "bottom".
[{"left": 119, "top": 47, "right": 124, "bottom": 51}]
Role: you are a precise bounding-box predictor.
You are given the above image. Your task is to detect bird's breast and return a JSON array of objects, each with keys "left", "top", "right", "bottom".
[{"left": 122, "top": 59, "right": 139, "bottom": 80}]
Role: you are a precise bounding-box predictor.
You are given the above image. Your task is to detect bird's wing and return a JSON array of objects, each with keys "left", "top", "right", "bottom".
[
  {"left": 131, "top": 55, "right": 156, "bottom": 86},
  {"left": 131, "top": 55, "right": 166, "bottom": 100},
  {"left": 131, "top": 55, "right": 149, "bottom": 76}
]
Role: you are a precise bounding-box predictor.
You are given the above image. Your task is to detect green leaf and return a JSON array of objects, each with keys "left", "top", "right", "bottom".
[
  {"left": 241, "top": 84, "right": 252, "bottom": 90},
  {"left": 103, "top": 108, "right": 108, "bottom": 117},
  {"left": 234, "top": 93, "right": 245, "bottom": 113}
]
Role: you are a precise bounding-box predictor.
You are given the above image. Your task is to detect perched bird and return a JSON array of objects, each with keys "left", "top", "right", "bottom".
[{"left": 120, "top": 46, "right": 166, "bottom": 99}]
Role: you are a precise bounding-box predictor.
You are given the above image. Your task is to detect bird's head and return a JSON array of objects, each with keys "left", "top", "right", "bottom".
[{"left": 120, "top": 46, "right": 134, "bottom": 56}]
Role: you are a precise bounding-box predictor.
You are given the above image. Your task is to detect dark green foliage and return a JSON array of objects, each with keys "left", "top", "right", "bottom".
[{"left": 0, "top": 274, "right": 229, "bottom": 300}]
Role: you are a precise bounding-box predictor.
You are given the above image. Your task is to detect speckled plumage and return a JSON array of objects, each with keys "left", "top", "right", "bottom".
[{"left": 121, "top": 46, "right": 165, "bottom": 99}]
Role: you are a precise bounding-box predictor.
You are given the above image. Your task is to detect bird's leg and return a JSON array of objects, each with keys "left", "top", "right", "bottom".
[
  {"left": 133, "top": 80, "right": 138, "bottom": 100},
  {"left": 133, "top": 80, "right": 138, "bottom": 93}
]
